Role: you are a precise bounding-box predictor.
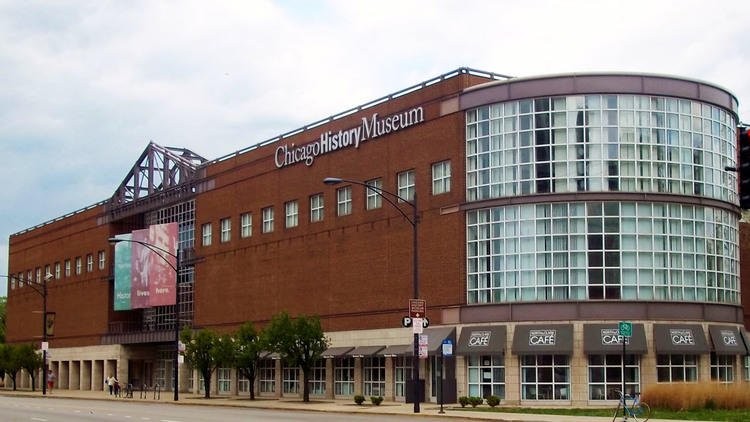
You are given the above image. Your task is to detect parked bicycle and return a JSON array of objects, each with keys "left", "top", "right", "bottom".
[{"left": 612, "top": 389, "right": 651, "bottom": 422}]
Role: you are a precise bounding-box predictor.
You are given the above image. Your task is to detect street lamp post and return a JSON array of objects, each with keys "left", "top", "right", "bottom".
[
  {"left": 323, "top": 177, "right": 421, "bottom": 413},
  {"left": 1, "top": 272, "right": 53, "bottom": 395},
  {"left": 108, "top": 237, "right": 181, "bottom": 401}
]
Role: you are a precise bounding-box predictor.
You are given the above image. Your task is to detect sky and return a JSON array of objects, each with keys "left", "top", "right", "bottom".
[{"left": 2, "top": 0, "right": 749, "bottom": 296}]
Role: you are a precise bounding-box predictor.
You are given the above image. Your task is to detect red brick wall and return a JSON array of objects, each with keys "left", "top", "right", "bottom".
[
  {"left": 6, "top": 204, "right": 115, "bottom": 347},
  {"left": 740, "top": 221, "right": 750, "bottom": 328}
]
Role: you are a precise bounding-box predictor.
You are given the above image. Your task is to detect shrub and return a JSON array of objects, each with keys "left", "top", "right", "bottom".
[
  {"left": 643, "top": 383, "right": 750, "bottom": 410},
  {"left": 353, "top": 395, "right": 365, "bottom": 405},
  {"left": 370, "top": 396, "right": 383, "bottom": 406},
  {"left": 486, "top": 395, "right": 500, "bottom": 407},
  {"left": 468, "top": 396, "right": 483, "bottom": 407},
  {"left": 458, "top": 396, "right": 470, "bottom": 408}
]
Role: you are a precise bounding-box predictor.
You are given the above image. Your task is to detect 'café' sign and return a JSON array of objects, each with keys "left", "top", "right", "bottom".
[
  {"left": 528, "top": 329, "right": 557, "bottom": 346},
  {"left": 468, "top": 331, "right": 491, "bottom": 347},
  {"left": 600, "top": 328, "right": 630, "bottom": 346},
  {"left": 669, "top": 328, "right": 695, "bottom": 346}
]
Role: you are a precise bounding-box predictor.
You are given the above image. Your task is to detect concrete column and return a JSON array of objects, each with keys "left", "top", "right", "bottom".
[
  {"left": 505, "top": 351, "right": 520, "bottom": 405},
  {"left": 384, "top": 357, "right": 394, "bottom": 400},
  {"left": 60, "top": 361, "right": 69, "bottom": 390},
  {"left": 325, "top": 358, "right": 334, "bottom": 399},
  {"left": 454, "top": 355, "right": 466, "bottom": 399},
  {"left": 211, "top": 369, "right": 218, "bottom": 396},
  {"left": 274, "top": 360, "right": 282, "bottom": 398},
  {"left": 117, "top": 358, "right": 129, "bottom": 387},
  {"left": 354, "top": 358, "right": 362, "bottom": 396}
]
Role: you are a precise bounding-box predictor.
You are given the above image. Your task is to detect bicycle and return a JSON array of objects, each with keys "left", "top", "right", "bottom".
[{"left": 612, "top": 389, "right": 651, "bottom": 422}]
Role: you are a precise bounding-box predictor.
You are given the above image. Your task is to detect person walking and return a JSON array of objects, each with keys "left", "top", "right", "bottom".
[
  {"left": 46, "top": 369, "right": 55, "bottom": 392},
  {"left": 106, "top": 374, "right": 115, "bottom": 395}
]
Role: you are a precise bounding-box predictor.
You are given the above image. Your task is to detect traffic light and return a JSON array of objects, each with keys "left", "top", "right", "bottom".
[{"left": 740, "top": 128, "right": 750, "bottom": 209}]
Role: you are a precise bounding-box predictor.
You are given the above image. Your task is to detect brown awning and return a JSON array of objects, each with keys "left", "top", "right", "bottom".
[
  {"left": 512, "top": 324, "right": 573, "bottom": 354},
  {"left": 455, "top": 325, "right": 506, "bottom": 355},
  {"left": 583, "top": 323, "right": 647, "bottom": 354},
  {"left": 423, "top": 326, "right": 456, "bottom": 356},
  {"left": 346, "top": 346, "right": 385, "bottom": 357},
  {"left": 376, "top": 344, "right": 413, "bottom": 357},
  {"left": 321, "top": 346, "right": 353, "bottom": 358},
  {"left": 708, "top": 325, "right": 747, "bottom": 355},
  {"left": 653, "top": 324, "right": 709, "bottom": 354}
]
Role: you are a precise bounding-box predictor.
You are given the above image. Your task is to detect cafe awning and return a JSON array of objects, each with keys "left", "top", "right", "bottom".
[
  {"left": 346, "top": 346, "right": 385, "bottom": 357},
  {"left": 423, "top": 326, "right": 456, "bottom": 356},
  {"left": 455, "top": 325, "right": 506, "bottom": 355},
  {"left": 583, "top": 323, "right": 647, "bottom": 354},
  {"left": 653, "top": 324, "right": 709, "bottom": 354},
  {"left": 321, "top": 346, "right": 354, "bottom": 359},
  {"left": 708, "top": 325, "right": 748, "bottom": 355},
  {"left": 376, "top": 344, "right": 413, "bottom": 357},
  {"left": 511, "top": 324, "right": 573, "bottom": 355}
]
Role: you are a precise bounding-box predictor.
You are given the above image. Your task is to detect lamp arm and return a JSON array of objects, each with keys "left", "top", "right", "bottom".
[{"left": 338, "top": 179, "right": 417, "bottom": 226}]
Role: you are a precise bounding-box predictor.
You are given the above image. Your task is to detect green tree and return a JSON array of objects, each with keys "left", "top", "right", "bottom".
[
  {"left": 17, "top": 343, "right": 43, "bottom": 391},
  {"left": 234, "top": 321, "right": 265, "bottom": 400},
  {"left": 0, "top": 296, "right": 7, "bottom": 344},
  {"left": 264, "top": 312, "right": 329, "bottom": 402},
  {"left": 0, "top": 343, "right": 23, "bottom": 391},
  {"left": 180, "top": 329, "right": 235, "bottom": 399}
]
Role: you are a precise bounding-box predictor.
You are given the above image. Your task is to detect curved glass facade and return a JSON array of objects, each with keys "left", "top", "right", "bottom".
[
  {"left": 464, "top": 89, "right": 741, "bottom": 307},
  {"left": 466, "top": 202, "right": 740, "bottom": 305},
  {"left": 466, "top": 95, "right": 738, "bottom": 202}
]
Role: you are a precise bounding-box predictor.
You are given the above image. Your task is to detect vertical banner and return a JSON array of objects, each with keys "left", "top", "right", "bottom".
[
  {"left": 130, "top": 229, "right": 151, "bottom": 309},
  {"left": 113, "top": 233, "right": 133, "bottom": 310},
  {"left": 147, "top": 223, "right": 178, "bottom": 306},
  {"left": 113, "top": 223, "right": 178, "bottom": 311}
]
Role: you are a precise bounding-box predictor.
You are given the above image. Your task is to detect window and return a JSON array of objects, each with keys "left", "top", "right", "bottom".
[
  {"left": 334, "top": 357, "right": 354, "bottom": 396},
  {"left": 54, "top": 262, "right": 61, "bottom": 279},
  {"left": 262, "top": 207, "right": 274, "bottom": 233},
  {"left": 240, "top": 213, "right": 252, "bottom": 238},
  {"left": 366, "top": 178, "right": 383, "bottom": 210},
  {"left": 308, "top": 359, "right": 325, "bottom": 396},
  {"left": 202, "top": 223, "right": 212, "bottom": 246},
  {"left": 310, "top": 194, "right": 324, "bottom": 222},
  {"left": 86, "top": 254, "right": 93, "bottom": 272},
  {"left": 75, "top": 258, "right": 82, "bottom": 275},
  {"left": 588, "top": 354, "right": 640, "bottom": 400},
  {"left": 520, "top": 354, "right": 570, "bottom": 400},
  {"left": 336, "top": 186, "right": 352, "bottom": 216},
  {"left": 98, "top": 251, "right": 106, "bottom": 270},
  {"left": 35, "top": 267, "right": 41, "bottom": 282},
  {"left": 282, "top": 364, "right": 299, "bottom": 394},
  {"left": 220, "top": 218, "right": 231, "bottom": 243},
  {"left": 285, "top": 201, "right": 299, "bottom": 228},
  {"left": 363, "top": 357, "right": 386, "bottom": 397},
  {"left": 258, "top": 359, "right": 275, "bottom": 393},
  {"left": 45, "top": 265, "right": 51, "bottom": 279},
  {"left": 467, "top": 354, "right": 505, "bottom": 399},
  {"left": 656, "top": 354, "right": 699, "bottom": 382},
  {"left": 64, "top": 260, "right": 71, "bottom": 277},
  {"left": 238, "top": 376, "right": 250, "bottom": 394},
  {"left": 394, "top": 356, "right": 412, "bottom": 397},
  {"left": 432, "top": 160, "right": 451, "bottom": 194},
  {"left": 710, "top": 353, "right": 734, "bottom": 383},
  {"left": 218, "top": 367, "right": 231, "bottom": 393},
  {"left": 397, "top": 170, "right": 415, "bottom": 202}
]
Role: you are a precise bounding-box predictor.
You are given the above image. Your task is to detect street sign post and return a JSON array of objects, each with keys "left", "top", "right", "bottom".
[{"left": 618, "top": 321, "right": 632, "bottom": 400}]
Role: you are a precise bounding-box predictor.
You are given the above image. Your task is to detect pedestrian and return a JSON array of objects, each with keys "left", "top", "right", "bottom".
[
  {"left": 114, "top": 377, "right": 121, "bottom": 397},
  {"left": 46, "top": 369, "right": 55, "bottom": 392},
  {"left": 107, "top": 374, "right": 115, "bottom": 395}
]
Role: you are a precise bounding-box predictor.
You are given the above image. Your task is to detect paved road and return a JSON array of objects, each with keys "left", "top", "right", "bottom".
[{"left": 0, "top": 396, "right": 474, "bottom": 422}]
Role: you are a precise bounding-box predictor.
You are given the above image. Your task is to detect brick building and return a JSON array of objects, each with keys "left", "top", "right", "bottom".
[{"left": 5, "top": 68, "right": 748, "bottom": 406}]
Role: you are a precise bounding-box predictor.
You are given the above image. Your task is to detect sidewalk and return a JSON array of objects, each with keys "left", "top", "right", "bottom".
[{"left": 0, "top": 388, "right": 707, "bottom": 422}]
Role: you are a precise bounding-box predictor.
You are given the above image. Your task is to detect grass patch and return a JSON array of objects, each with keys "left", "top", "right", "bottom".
[
  {"left": 453, "top": 406, "right": 750, "bottom": 421},
  {"left": 452, "top": 383, "right": 750, "bottom": 422}
]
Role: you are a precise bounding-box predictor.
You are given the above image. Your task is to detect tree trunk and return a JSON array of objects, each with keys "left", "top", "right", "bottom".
[
  {"left": 30, "top": 372, "right": 36, "bottom": 392},
  {"left": 248, "top": 375, "right": 256, "bottom": 400},
  {"left": 202, "top": 370, "right": 211, "bottom": 399},
  {"left": 302, "top": 367, "right": 310, "bottom": 402}
]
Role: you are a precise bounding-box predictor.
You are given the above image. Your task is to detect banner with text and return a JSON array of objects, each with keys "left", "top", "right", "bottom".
[{"left": 113, "top": 223, "right": 178, "bottom": 310}]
